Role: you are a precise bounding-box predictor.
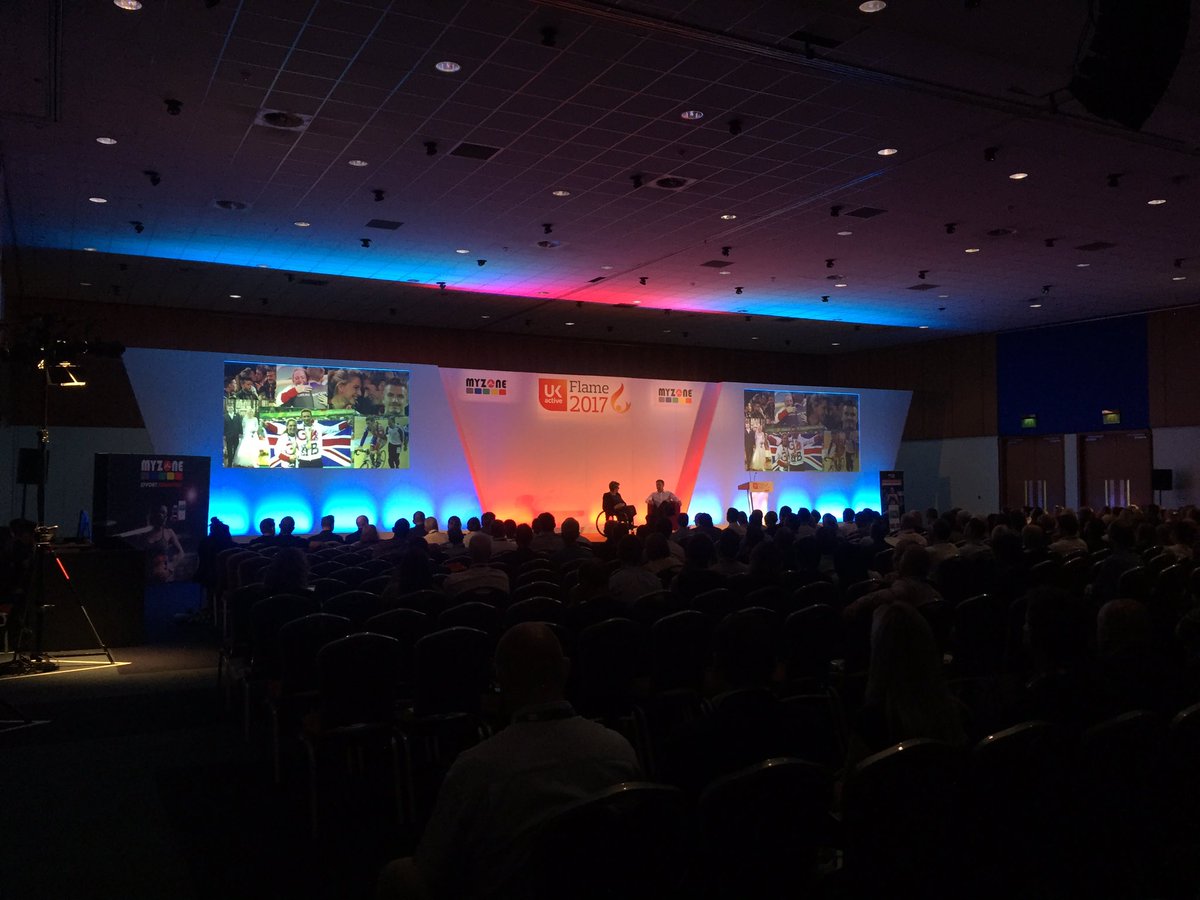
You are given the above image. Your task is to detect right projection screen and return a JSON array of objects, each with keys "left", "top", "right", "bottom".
[{"left": 743, "top": 388, "right": 860, "bottom": 473}]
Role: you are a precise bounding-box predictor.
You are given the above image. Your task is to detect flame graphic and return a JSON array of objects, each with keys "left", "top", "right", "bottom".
[{"left": 610, "top": 383, "right": 631, "bottom": 414}]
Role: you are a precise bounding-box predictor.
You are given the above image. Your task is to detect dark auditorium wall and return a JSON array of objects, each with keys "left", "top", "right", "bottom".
[
  {"left": 995, "top": 316, "right": 1150, "bottom": 437},
  {"left": 1147, "top": 306, "right": 1200, "bottom": 427}
]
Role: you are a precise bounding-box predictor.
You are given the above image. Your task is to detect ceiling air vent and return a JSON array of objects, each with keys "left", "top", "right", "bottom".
[
  {"left": 255, "top": 109, "right": 311, "bottom": 131},
  {"left": 365, "top": 219, "right": 403, "bottom": 230},
  {"left": 449, "top": 142, "right": 501, "bottom": 161},
  {"left": 987, "top": 227, "right": 1017, "bottom": 236},
  {"left": 700, "top": 260, "right": 734, "bottom": 268},
  {"left": 213, "top": 199, "right": 248, "bottom": 211},
  {"left": 647, "top": 175, "right": 696, "bottom": 191},
  {"left": 907, "top": 283, "right": 940, "bottom": 290},
  {"left": 787, "top": 29, "right": 844, "bottom": 49},
  {"left": 537, "top": 239, "right": 562, "bottom": 249},
  {"left": 587, "top": 276, "right": 606, "bottom": 283},
  {"left": 846, "top": 206, "right": 886, "bottom": 218},
  {"left": 1076, "top": 241, "right": 1117, "bottom": 251}
]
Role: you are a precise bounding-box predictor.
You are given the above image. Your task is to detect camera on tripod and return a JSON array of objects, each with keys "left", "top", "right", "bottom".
[{"left": 34, "top": 525, "right": 57, "bottom": 546}]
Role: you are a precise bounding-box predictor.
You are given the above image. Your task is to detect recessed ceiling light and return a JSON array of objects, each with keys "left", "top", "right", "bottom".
[
  {"left": 877, "top": 147, "right": 898, "bottom": 156},
  {"left": 1147, "top": 198, "right": 1167, "bottom": 205},
  {"left": 834, "top": 283, "right": 848, "bottom": 288},
  {"left": 83, "top": 247, "right": 97, "bottom": 252},
  {"left": 79, "top": 282, "right": 92, "bottom": 286},
  {"left": 347, "top": 159, "right": 369, "bottom": 167},
  {"left": 918, "top": 325, "right": 930, "bottom": 329},
  {"left": 257, "top": 264, "right": 269, "bottom": 268},
  {"left": 1076, "top": 263, "right": 1091, "bottom": 268},
  {"left": 964, "top": 247, "right": 981, "bottom": 253},
  {"left": 435, "top": 61, "right": 461, "bottom": 73},
  {"left": 937, "top": 294, "right": 949, "bottom": 298},
  {"left": 455, "top": 248, "right": 470, "bottom": 254},
  {"left": 718, "top": 270, "right": 731, "bottom": 275},
  {"left": 720, "top": 213, "right": 737, "bottom": 220},
  {"left": 831, "top": 341, "right": 841, "bottom": 346},
  {"left": 95, "top": 137, "right": 118, "bottom": 145},
  {"left": 600, "top": 265, "right": 614, "bottom": 270},
  {"left": 293, "top": 221, "right": 311, "bottom": 227},
  {"left": 565, "top": 321, "right": 575, "bottom": 326},
  {"left": 1029, "top": 302, "right": 1042, "bottom": 308},
  {"left": 680, "top": 109, "right": 705, "bottom": 121},
  {"left": 663, "top": 329, "right": 672, "bottom": 333},
  {"left": 229, "top": 294, "right": 242, "bottom": 299},
  {"left": 632, "top": 300, "right": 641, "bottom": 305},
  {"left": 837, "top": 230, "right": 853, "bottom": 236},
  {"left": 113, "top": 0, "right": 142, "bottom": 9},
  {"left": 88, "top": 197, "right": 107, "bottom": 204},
  {"left": 859, "top": 0, "right": 887, "bottom": 11},
  {"left": 1172, "top": 276, "right": 1187, "bottom": 281},
  {"left": 750, "top": 336, "right": 758, "bottom": 341},
  {"left": 1008, "top": 172, "right": 1029, "bottom": 180},
  {"left": 481, "top": 314, "right": 491, "bottom": 319},
  {"left": 552, "top": 189, "right": 571, "bottom": 197}
]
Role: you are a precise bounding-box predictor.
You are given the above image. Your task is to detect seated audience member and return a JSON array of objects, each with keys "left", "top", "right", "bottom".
[
  {"left": 1090, "top": 520, "right": 1142, "bottom": 606},
  {"left": 423, "top": 517, "right": 447, "bottom": 545},
  {"left": 411, "top": 511, "right": 427, "bottom": 534},
  {"left": 308, "top": 514, "right": 343, "bottom": 548},
  {"left": 691, "top": 513, "right": 719, "bottom": 545},
  {"left": 851, "top": 602, "right": 967, "bottom": 758},
  {"left": 530, "top": 513, "right": 564, "bottom": 554},
  {"left": 741, "top": 540, "right": 785, "bottom": 595},
  {"left": 1096, "top": 598, "right": 1180, "bottom": 714},
  {"left": 643, "top": 532, "right": 682, "bottom": 585},
  {"left": 712, "top": 528, "right": 749, "bottom": 577},
  {"left": 1021, "top": 524, "right": 1049, "bottom": 561},
  {"left": 442, "top": 524, "right": 469, "bottom": 561},
  {"left": 248, "top": 517, "right": 277, "bottom": 548},
  {"left": 383, "top": 546, "right": 434, "bottom": 599},
  {"left": 887, "top": 511, "right": 928, "bottom": 550},
  {"left": 351, "top": 514, "right": 370, "bottom": 543},
  {"left": 958, "top": 516, "right": 994, "bottom": 560},
  {"left": 670, "top": 533, "right": 726, "bottom": 602},
  {"left": 663, "top": 609, "right": 804, "bottom": 796},
  {"left": 607, "top": 535, "right": 661, "bottom": 606},
  {"left": 378, "top": 623, "right": 640, "bottom": 900},
  {"left": 275, "top": 516, "right": 309, "bottom": 549},
  {"left": 501, "top": 523, "right": 537, "bottom": 568},
  {"left": 839, "top": 507, "right": 857, "bottom": 536},
  {"left": 1048, "top": 512, "right": 1088, "bottom": 557},
  {"left": 669, "top": 513, "right": 691, "bottom": 544},
  {"left": 925, "top": 518, "right": 959, "bottom": 574},
  {"left": 489, "top": 521, "right": 518, "bottom": 557},
  {"left": 444, "top": 533, "right": 509, "bottom": 598},
  {"left": 724, "top": 508, "right": 745, "bottom": 535},
  {"left": 550, "top": 517, "right": 592, "bottom": 568},
  {"left": 846, "top": 545, "right": 941, "bottom": 621},
  {"left": 465, "top": 517, "right": 482, "bottom": 537},
  {"left": 262, "top": 547, "right": 309, "bottom": 595},
  {"left": 352, "top": 524, "right": 381, "bottom": 550},
  {"left": 1165, "top": 519, "right": 1196, "bottom": 562}
]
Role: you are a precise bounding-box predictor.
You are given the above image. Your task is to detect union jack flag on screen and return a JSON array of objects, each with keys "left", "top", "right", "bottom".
[{"left": 263, "top": 418, "right": 353, "bottom": 468}]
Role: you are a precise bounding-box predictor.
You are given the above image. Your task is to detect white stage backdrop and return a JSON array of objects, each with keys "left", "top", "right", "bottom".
[{"left": 124, "top": 348, "right": 911, "bottom": 534}]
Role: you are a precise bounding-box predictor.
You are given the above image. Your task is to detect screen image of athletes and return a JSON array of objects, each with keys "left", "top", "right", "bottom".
[
  {"left": 223, "top": 362, "right": 410, "bottom": 469},
  {"left": 743, "top": 389, "right": 859, "bottom": 473}
]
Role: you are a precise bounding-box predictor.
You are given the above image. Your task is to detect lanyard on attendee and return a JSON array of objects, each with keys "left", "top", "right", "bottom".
[{"left": 512, "top": 704, "right": 577, "bottom": 724}]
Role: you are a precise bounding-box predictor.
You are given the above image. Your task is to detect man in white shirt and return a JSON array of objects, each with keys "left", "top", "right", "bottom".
[
  {"left": 646, "top": 480, "right": 681, "bottom": 524},
  {"left": 295, "top": 409, "right": 347, "bottom": 468}
]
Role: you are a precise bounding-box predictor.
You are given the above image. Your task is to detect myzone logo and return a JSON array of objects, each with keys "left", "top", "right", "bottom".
[{"left": 464, "top": 375, "right": 508, "bottom": 396}]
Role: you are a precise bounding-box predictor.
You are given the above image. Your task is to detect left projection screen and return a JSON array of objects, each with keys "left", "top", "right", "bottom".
[{"left": 222, "top": 361, "right": 410, "bottom": 470}]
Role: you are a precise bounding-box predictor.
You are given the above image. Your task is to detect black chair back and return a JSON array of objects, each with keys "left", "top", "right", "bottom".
[
  {"left": 413, "top": 626, "right": 493, "bottom": 717},
  {"left": 317, "top": 632, "right": 402, "bottom": 727},
  {"left": 650, "top": 610, "right": 712, "bottom": 693},
  {"left": 363, "top": 608, "right": 432, "bottom": 685},
  {"left": 278, "top": 613, "right": 353, "bottom": 693},
  {"left": 575, "top": 617, "right": 646, "bottom": 719},
  {"left": 438, "top": 601, "right": 501, "bottom": 637},
  {"left": 502, "top": 596, "right": 564, "bottom": 628},
  {"left": 783, "top": 604, "right": 841, "bottom": 685},
  {"left": 249, "top": 592, "right": 320, "bottom": 676},
  {"left": 951, "top": 593, "right": 1004, "bottom": 676}
]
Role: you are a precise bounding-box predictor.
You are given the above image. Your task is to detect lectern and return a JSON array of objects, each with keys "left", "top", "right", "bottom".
[{"left": 737, "top": 481, "right": 773, "bottom": 513}]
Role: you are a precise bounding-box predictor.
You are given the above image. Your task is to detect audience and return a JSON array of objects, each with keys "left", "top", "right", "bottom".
[{"left": 443, "top": 533, "right": 509, "bottom": 597}]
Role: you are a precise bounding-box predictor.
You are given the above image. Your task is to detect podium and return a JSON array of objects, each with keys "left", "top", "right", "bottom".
[{"left": 737, "top": 481, "right": 773, "bottom": 513}]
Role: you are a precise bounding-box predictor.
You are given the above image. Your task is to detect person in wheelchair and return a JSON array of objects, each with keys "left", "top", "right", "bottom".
[{"left": 602, "top": 481, "right": 635, "bottom": 526}]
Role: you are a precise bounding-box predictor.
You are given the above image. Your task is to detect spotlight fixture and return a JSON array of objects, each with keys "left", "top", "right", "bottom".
[
  {"left": 424, "top": 141, "right": 438, "bottom": 156},
  {"left": 1107, "top": 173, "right": 1123, "bottom": 188},
  {"left": 360, "top": 238, "right": 371, "bottom": 247},
  {"left": 680, "top": 109, "right": 705, "bottom": 121},
  {"left": 638, "top": 276, "right": 648, "bottom": 285},
  {"left": 456, "top": 249, "right": 470, "bottom": 254},
  {"left": 1173, "top": 276, "right": 1187, "bottom": 281},
  {"left": 1175, "top": 258, "right": 1186, "bottom": 268},
  {"left": 1042, "top": 284, "right": 1052, "bottom": 294},
  {"left": 348, "top": 159, "right": 369, "bottom": 167},
  {"left": 542, "top": 223, "right": 553, "bottom": 235},
  {"left": 728, "top": 119, "right": 743, "bottom": 136},
  {"left": 944, "top": 223, "right": 957, "bottom": 234},
  {"left": 114, "top": 0, "right": 143, "bottom": 9},
  {"left": 984, "top": 146, "right": 998, "bottom": 162},
  {"left": 1029, "top": 300, "right": 1042, "bottom": 308},
  {"left": 437, "top": 281, "right": 447, "bottom": 290},
  {"left": 477, "top": 259, "right": 487, "bottom": 266},
  {"left": 877, "top": 147, "right": 898, "bottom": 156},
  {"left": 141, "top": 170, "right": 161, "bottom": 187},
  {"left": 825, "top": 258, "right": 835, "bottom": 268},
  {"left": 918, "top": 269, "right": 929, "bottom": 279},
  {"left": 1045, "top": 238, "right": 1057, "bottom": 247},
  {"left": 630, "top": 173, "right": 644, "bottom": 189},
  {"left": 820, "top": 295, "right": 829, "bottom": 303},
  {"left": 734, "top": 286, "right": 744, "bottom": 295},
  {"left": 837, "top": 230, "right": 853, "bottom": 236},
  {"left": 293, "top": 221, "right": 310, "bottom": 227},
  {"left": 372, "top": 189, "right": 386, "bottom": 202},
  {"left": 96, "top": 137, "right": 118, "bottom": 145},
  {"left": 722, "top": 246, "right": 732, "bottom": 257},
  {"left": 720, "top": 213, "right": 737, "bottom": 220},
  {"left": 830, "top": 205, "right": 844, "bottom": 217},
  {"left": 964, "top": 247, "right": 981, "bottom": 253},
  {"left": 1009, "top": 172, "right": 1029, "bottom": 180},
  {"left": 1147, "top": 199, "right": 1167, "bottom": 205},
  {"left": 551, "top": 189, "right": 570, "bottom": 197},
  {"left": 540, "top": 26, "right": 558, "bottom": 47},
  {"left": 434, "top": 61, "right": 461, "bottom": 73},
  {"left": 859, "top": 0, "right": 887, "bottom": 10},
  {"left": 164, "top": 98, "right": 183, "bottom": 116},
  {"left": 88, "top": 197, "right": 107, "bottom": 204},
  {"left": 130, "top": 220, "right": 144, "bottom": 234}
]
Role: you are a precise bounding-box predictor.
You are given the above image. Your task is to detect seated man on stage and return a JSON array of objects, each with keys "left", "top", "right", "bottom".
[
  {"left": 645, "top": 479, "right": 681, "bottom": 525},
  {"left": 602, "top": 481, "right": 635, "bottom": 526}
]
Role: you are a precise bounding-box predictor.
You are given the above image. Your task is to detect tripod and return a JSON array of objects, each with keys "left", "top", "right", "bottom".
[{"left": 0, "top": 529, "right": 114, "bottom": 676}]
